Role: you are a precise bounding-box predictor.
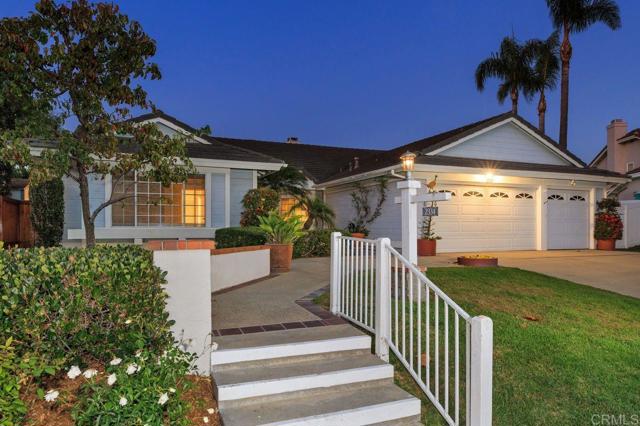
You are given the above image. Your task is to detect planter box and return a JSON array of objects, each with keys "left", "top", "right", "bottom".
[
  {"left": 211, "top": 246, "right": 271, "bottom": 292},
  {"left": 457, "top": 256, "right": 498, "bottom": 267},
  {"left": 417, "top": 239, "right": 437, "bottom": 256}
]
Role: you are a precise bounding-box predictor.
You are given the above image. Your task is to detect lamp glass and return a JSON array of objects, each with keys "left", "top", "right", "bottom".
[{"left": 400, "top": 151, "right": 416, "bottom": 172}]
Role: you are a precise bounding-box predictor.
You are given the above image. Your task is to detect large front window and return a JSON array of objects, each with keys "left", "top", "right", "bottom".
[{"left": 112, "top": 173, "right": 206, "bottom": 227}]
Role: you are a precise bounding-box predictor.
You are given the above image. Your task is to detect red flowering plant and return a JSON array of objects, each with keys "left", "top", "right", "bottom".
[{"left": 594, "top": 198, "right": 623, "bottom": 240}]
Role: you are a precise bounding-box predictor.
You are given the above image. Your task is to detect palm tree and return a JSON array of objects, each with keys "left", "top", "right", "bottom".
[
  {"left": 524, "top": 32, "right": 560, "bottom": 134},
  {"left": 546, "top": 0, "right": 621, "bottom": 148},
  {"left": 291, "top": 196, "right": 335, "bottom": 230},
  {"left": 259, "top": 166, "right": 307, "bottom": 197},
  {"left": 475, "top": 36, "right": 534, "bottom": 114}
]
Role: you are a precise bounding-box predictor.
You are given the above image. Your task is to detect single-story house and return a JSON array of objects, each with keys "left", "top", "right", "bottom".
[{"left": 46, "top": 110, "right": 627, "bottom": 251}]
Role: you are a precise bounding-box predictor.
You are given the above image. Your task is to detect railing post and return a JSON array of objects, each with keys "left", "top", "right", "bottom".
[
  {"left": 469, "top": 315, "right": 493, "bottom": 426},
  {"left": 330, "top": 232, "right": 342, "bottom": 314},
  {"left": 374, "top": 237, "right": 391, "bottom": 362}
]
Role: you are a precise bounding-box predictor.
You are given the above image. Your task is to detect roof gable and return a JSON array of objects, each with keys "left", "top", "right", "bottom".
[{"left": 433, "top": 120, "right": 573, "bottom": 166}]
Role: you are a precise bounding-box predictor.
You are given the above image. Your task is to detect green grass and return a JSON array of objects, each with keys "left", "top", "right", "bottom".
[
  {"left": 627, "top": 245, "right": 640, "bottom": 252},
  {"left": 315, "top": 267, "right": 640, "bottom": 425}
]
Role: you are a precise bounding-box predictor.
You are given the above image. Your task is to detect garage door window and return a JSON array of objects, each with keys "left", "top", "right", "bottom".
[
  {"left": 548, "top": 194, "right": 564, "bottom": 200},
  {"left": 463, "top": 190, "right": 483, "bottom": 198},
  {"left": 515, "top": 192, "right": 533, "bottom": 199},
  {"left": 438, "top": 189, "right": 456, "bottom": 197},
  {"left": 569, "top": 195, "right": 586, "bottom": 201},
  {"left": 490, "top": 191, "right": 509, "bottom": 198}
]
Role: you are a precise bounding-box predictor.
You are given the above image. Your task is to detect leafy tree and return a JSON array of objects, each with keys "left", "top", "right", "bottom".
[
  {"left": 259, "top": 166, "right": 308, "bottom": 198},
  {"left": 524, "top": 32, "right": 560, "bottom": 134},
  {"left": 240, "top": 188, "right": 280, "bottom": 227},
  {"left": 0, "top": 0, "right": 197, "bottom": 246},
  {"left": 291, "top": 196, "right": 335, "bottom": 230},
  {"left": 0, "top": 162, "right": 11, "bottom": 196},
  {"left": 30, "top": 178, "right": 65, "bottom": 247},
  {"left": 475, "top": 36, "right": 535, "bottom": 114},
  {"left": 546, "top": 0, "right": 621, "bottom": 148}
]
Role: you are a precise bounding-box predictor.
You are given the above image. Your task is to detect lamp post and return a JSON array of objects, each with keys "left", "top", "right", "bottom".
[
  {"left": 397, "top": 151, "right": 420, "bottom": 265},
  {"left": 400, "top": 151, "right": 416, "bottom": 179}
]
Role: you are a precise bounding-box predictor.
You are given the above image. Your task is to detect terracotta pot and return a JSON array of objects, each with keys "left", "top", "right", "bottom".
[
  {"left": 417, "top": 238, "right": 437, "bottom": 256},
  {"left": 596, "top": 239, "right": 616, "bottom": 251},
  {"left": 457, "top": 256, "right": 498, "bottom": 267},
  {"left": 351, "top": 233, "right": 366, "bottom": 239},
  {"left": 268, "top": 243, "right": 293, "bottom": 273}
]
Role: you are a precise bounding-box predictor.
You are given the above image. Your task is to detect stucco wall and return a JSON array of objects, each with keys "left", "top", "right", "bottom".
[{"left": 211, "top": 247, "right": 270, "bottom": 292}]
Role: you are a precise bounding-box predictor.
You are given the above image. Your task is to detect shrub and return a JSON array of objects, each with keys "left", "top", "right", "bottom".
[
  {"left": 73, "top": 346, "right": 194, "bottom": 426},
  {"left": 214, "top": 226, "right": 266, "bottom": 248},
  {"left": 294, "top": 229, "right": 334, "bottom": 258},
  {"left": 30, "top": 178, "right": 65, "bottom": 247},
  {"left": 0, "top": 161, "right": 11, "bottom": 196},
  {"left": 258, "top": 211, "right": 304, "bottom": 244},
  {"left": 0, "top": 338, "right": 27, "bottom": 426},
  {"left": 240, "top": 187, "right": 279, "bottom": 227},
  {"left": 594, "top": 197, "right": 623, "bottom": 240},
  {"left": 0, "top": 245, "right": 173, "bottom": 373}
]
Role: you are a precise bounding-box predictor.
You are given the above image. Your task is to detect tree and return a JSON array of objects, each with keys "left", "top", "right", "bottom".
[
  {"left": 0, "top": 1, "right": 197, "bottom": 247},
  {"left": 546, "top": 0, "right": 621, "bottom": 148},
  {"left": 524, "top": 32, "right": 560, "bottom": 134},
  {"left": 475, "top": 36, "right": 535, "bottom": 114},
  {"left": 30, "top": 178, "right": 64, "bottom": 247},
  {"left": 259, "top": 166, "right": 308, "bottom": 198},
  {"left": 240, "top": 188, "right": 280, "bottom": 227},
  {"left": 291, "top": 196, "right": 335, "bottom": 230}
]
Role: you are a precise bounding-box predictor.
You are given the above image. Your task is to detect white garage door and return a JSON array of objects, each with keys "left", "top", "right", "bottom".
[
  {"left": 431, "top": 186, "right": 537, "bottom": 252},
  {"left": 547, "top": 190, "right": 590, "bottom": 249}
]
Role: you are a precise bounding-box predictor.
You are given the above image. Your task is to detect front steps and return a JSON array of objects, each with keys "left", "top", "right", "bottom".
[{"left": 211, "top": 325, "right": 421, "bottom": 426}]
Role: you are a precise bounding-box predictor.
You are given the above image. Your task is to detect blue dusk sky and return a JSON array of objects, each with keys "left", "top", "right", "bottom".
[{"left": 2, "top": 0, "right": 639, "bottom": 163}]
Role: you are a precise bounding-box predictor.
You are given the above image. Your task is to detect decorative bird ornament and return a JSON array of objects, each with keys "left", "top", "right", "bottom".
[{"left": 426, "top": 175, "right": 438, "bottom": 191}]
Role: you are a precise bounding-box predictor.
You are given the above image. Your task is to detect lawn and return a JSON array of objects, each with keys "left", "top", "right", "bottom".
[{"left": 315, "top": 267, "right": 640, "bottom": 425}]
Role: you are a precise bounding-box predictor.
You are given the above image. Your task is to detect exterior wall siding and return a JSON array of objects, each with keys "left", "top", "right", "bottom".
[
  {"left": 211, "top": 173, "right": 227, "bottom": 228},
  {"left": 88, "top": 175, "right": 106, "bottom": 228},
  {"left": 62, "top": 176, "right": 82, "bottom": 241},
  {"left": 438, "top": 122, "right": 569, "bottom": 166},
  {"left": 229, "top": 169, "right": 254, "bottom": 226}
]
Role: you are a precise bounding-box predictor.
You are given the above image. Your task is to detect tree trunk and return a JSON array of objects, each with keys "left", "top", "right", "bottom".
[
  {"left": 78, "top": 168, "right": 96, "bottom": 247},
  {"left": 510, "top": 88, "right": 518, "bottom": 114},
  {"left": 559, "top": 23, "right": 572, "bottom": 149},
  {"left": 538, "top": 90, "right": 547, "bottom": 134},
  {"left": 303, "top": 217, "right": 313, "bottom": 230}
]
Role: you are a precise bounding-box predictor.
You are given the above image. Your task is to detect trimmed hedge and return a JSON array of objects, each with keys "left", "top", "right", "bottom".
[
  {"left": 214, "top": 226, "right": 267, "bottom": 249},
  {"left": 293, "top": 229, "right": 333, "bottom": 258},
  {"left": 0, "top": 245, "right": 173, "bottom": 371},
  {"left": 30, "top": 178, "right": 65, "bottom": 247}
]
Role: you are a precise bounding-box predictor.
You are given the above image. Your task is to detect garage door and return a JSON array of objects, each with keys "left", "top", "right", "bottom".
[
  {"left": 430, "top": 186, "right": 537, "bottom": 252},
  {"left": 547, "top": 190, "right": 589, "bottom": 249}
]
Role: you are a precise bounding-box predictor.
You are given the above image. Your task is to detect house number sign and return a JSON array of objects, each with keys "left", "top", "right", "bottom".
[{"left": 422, "top": 206, "right": 439, "bottom": 217}]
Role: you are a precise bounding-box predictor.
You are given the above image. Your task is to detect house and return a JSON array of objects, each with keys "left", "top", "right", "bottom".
[
  {"left": 48, "top": 110, "right": 628, "bottom": 250},
  {"left": 590, "top": 119, "right": 640, "bottom": 200}
]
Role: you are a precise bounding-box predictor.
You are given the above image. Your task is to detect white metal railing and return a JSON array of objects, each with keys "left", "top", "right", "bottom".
[{"left": 330, "top": 232, "right": 493, "bottom": 426}]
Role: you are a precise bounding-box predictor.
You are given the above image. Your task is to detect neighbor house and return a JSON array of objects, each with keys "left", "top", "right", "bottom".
[
  {"left": 590, "top": 118, "right": 640, "bottom": 200},
  {"left": 37, "top": 110, "right": 628, "bottom": 250}
]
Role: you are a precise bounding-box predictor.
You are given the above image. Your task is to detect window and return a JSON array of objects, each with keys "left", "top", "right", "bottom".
[
  {"left": 569, "top": 195, "right": 586, "bottom": 201},
  {"left": 463, "top": 190, "right": 483, "bottom": 198},
  {"left": 547, "top": 194, "right": 564, "bottom": 201},
  {"left": 490, "top": 191, "right": 509, "bottom": 198},
  {"left": 279, "top": 195, "right": 308, "bottom": 223},
  {"left": 112, "top": 173, "right": 206, "bottom": 227},
  {"left": 627, "top": 162, "right": 635, "bottom": 172},
  {"left": 438, "top": 189, "right": 456, "bottom": 196},
  {"left": 515, "top": 192, "right": 533, "bottom": 199}
]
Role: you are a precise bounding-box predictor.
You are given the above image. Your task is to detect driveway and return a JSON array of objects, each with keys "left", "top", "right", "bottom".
[{"left": 421, "top": 250, "right": 640, "bottom": 299}]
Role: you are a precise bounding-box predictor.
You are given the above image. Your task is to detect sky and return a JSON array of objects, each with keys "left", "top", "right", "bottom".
[{"left": 2, "top": 0, "right": 639, "bottom": 163}]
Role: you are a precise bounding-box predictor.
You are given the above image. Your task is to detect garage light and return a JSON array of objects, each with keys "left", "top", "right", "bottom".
[
  {"left": 400, "top": 151, "right": 416, "bottom": 178},
  {"left": 485, "top": 172, "right": 494, "bottom": 183}
]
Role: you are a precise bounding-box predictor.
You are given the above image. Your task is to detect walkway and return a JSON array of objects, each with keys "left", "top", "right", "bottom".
[{"left": 421, "top": 249, "right": 640, "bottom": 299}]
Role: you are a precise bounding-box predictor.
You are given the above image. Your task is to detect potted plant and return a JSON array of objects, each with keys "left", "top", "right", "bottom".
[
  {"left": 594, "top": 197, "right": 623, "bottom": 251},
  {"left": 347, "top": 222, "right": 369, "bottom": 239},
  {"left": 418, "top": 208, "right": 441, "bottom": 256},
  {"left": 258, "top": 211, "right": 304, "bottom": 272}
]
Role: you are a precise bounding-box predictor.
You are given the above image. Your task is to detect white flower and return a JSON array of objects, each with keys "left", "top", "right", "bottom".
[
  {"left": 83, "top": 368, "right": 98, "bottom": 379},
  {"left": 119, "top": 396, "right": 128, "bottom": 406},
  {"left": 207, "top": 408, "right": 216, "bottom": 414},
  {"left": 211, "top": 342, "right": 219, "bottom": 351},
  {"left": 107, "top": 373, "right": 117, "bottom": 386},
  {"left": 109, "top": 357, "right": 122, "bottom": 366},
  {"left": 125, "top": 319, "right": 132, "bottom": 324},
  {"left": 135, "top": 350, "right": 142, "bottom": 358},
  {"left": 158, "top": 393, "right": 169, "bottom": 405},
  {"left": 203, "top": 417, "right": 209, "bottom": 424},
  {"left": 67, "top": 365, "right": 82, "bottom": 380},
  {"left": 44, "top": 389, "right": 59, "bottom": 402},
  {"left": 169, "top": 387, "right": 176, "bottom": 393},
  {"left": 126, "top": 364, "right": 139, "bottom": 375}
]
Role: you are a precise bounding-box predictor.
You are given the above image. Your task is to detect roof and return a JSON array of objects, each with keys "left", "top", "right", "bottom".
[
  {"left": 216, "top": 136, "right": 382, "bottom": 182},
  {"left": 318, "top": 112, "right": 591, "bottom": 183},
  {"left": 618, "top": 128, "right": 640, "bottom": 143},
  {"left": 628, "top": 165, "right": 640, "bottom": 176},
  {"left": 589, "top": 145, "right": 607, "bottom": 167}
]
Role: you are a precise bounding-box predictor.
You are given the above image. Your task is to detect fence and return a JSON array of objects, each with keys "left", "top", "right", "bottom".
[
  {"left": 617, "top": 200, "right": 640, "bottom": 249},
  {"left": 330, "top": 232, "right": 492, "bottom": 426},
  {"left": 0, "top": 196, "right": 33, "bottom": 247}
]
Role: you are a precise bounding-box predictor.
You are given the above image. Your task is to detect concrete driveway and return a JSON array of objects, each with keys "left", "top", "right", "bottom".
[{"left": 422, "top": 250, "right": 640, "bottom": 299}]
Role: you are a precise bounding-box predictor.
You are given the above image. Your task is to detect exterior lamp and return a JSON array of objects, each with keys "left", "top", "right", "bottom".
[{"left": 400, "top": 151, "right": 416, "bottom": 179}]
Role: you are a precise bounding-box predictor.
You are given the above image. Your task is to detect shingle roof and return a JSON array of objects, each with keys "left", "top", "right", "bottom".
[
  {"left": 215, "top": 136, "right": 382, "bottom": 182},
  {"left": 628, "top": 165, "right": 640, "bottom": 176},
  {"left": 618, "top": 128, "right": 640, "bottom": 142},
  {"left": 589, "top": 145, "right": 607, "bottom": 167}
]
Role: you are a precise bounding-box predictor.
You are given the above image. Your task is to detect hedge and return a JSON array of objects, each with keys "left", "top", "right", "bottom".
[
  {"left": 0, "top": 245, "right": 173, "bottom": 372},
  {"left": 293, "top": 229, "right": 334, "bottom": 258},
  {"left": 30, "top": 178, "right": 65, "bottom": 247},
  {"left": 215, "top": 226, "right": 267, "bottom": 248}
]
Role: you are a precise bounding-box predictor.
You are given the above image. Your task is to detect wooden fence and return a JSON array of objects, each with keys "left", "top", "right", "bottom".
[{"left": 0, "top": 196, "right": 34, "bottom": 248}]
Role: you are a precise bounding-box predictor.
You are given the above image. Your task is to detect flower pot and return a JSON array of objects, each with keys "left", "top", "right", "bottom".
[
  {"left": 596, "top": 239, "right": 616, "bottom": 251},
  {"left": 417, "top": 238, "right": 437, "bottom": 256},
  {"left": 268, "top": 243, "right": 293, "bottom": 273},
  {"left": 351, "top": 233, "right": 366, "bottom": 239}
]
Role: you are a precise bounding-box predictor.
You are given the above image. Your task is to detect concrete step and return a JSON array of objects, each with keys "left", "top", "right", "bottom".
[
  {"left": 211, "top": 324, "right": 370, "bottom": 366},
  {"left": 213, "top": 351, "right": 394, "bottom": 402},
  {"left": 218, "top": 380, "right": 421, "bottom": 426}
]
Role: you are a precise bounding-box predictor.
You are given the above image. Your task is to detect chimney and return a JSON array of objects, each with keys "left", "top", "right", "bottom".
[
  {"left": 606, "top": 119, "right": 628, "bottom": 173},
  {"left": 286, "top": 137, "right": 299, "bottom": 144}
]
